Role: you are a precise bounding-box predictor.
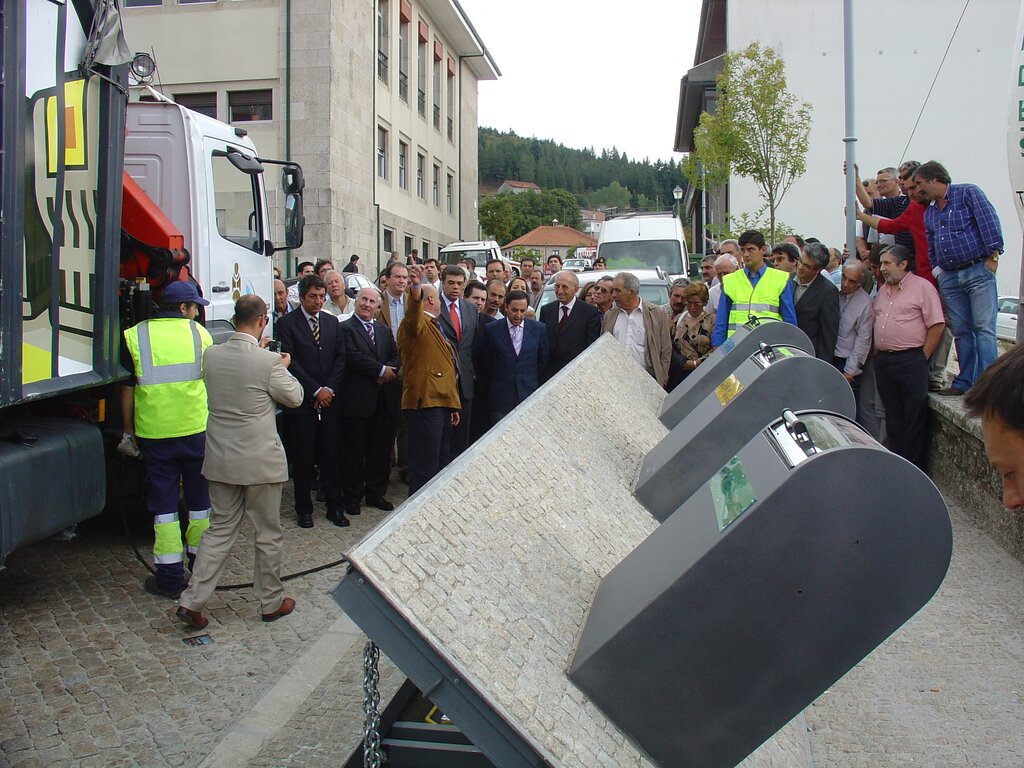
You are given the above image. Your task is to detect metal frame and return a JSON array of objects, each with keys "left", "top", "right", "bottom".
[{"left": 332, "top": 567, "right": 549, "bottom": 768}]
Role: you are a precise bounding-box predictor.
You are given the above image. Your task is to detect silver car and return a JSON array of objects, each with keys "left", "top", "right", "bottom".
[{"left": 997, "top": 296, "right": 1019, "bottom": 342}]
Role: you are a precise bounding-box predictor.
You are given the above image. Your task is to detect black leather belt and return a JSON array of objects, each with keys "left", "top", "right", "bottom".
[
  {"left": 878, "top": 347, "right": 923, "bottom": 355},
  {"left": 946, "top": 255, "right": 988, "bottom": 272}
]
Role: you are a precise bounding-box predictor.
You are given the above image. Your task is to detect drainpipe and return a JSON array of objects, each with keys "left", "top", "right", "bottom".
[
  {"left": 458, "top": 52, "right": 485, "bottom": 241},
  {"left": 285, "top": 0, "right": 292, "bottom": 276},
  {"left": 373, "top": 26, "right": 381, "bottom": 276}
]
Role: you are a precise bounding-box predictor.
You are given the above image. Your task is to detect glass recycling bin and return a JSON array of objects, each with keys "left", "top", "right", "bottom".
[
  {"left": 661, "top": 319, "right": 813, "bottom": 429},
  {"left": 636, "top": 344, "right": 855, "bottom": 522},
  {"left": 570, "top": 410, "right": 952, "bottom": 768}
]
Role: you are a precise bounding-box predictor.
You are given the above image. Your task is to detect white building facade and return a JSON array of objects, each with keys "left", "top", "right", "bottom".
[
  {"left": 123, "top": 0, "right": 498, "bottom": 278},
  {"left": 676, "top": 0, "right": 1021, "bottom": 295}
]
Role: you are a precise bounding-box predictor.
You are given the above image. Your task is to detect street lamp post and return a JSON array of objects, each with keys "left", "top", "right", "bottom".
[{"left": 672, "top": 185, "right": 683, "bottom": 220}]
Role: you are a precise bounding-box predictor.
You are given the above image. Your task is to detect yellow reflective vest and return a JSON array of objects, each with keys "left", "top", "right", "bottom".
[
  {"left": 124, "top": 318, "right": 212, "bottom": 439},
  {"left": 721, "top": 267, "right": 790, "bottom": 338}
]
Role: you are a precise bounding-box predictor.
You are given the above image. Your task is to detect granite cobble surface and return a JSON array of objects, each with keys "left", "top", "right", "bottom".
[{"left": 1, "top": 410, "right": 1024, "bottom": 764}]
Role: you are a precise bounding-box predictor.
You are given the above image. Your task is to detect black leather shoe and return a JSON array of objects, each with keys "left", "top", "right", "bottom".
[
  {"left": 365, "top": 496, "right": 395, "bottom": 512},
  {"left": 328, "top": 511, "right": 351, "bottom": 528},
  {"left": 296, "top": 512, "right": 314, "bottom": 528},
  {"left": 937, "top": 386, "right": 965, "bottom": 397}
]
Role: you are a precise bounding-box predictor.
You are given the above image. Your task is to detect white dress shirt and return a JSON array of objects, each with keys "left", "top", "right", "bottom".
[{"left": 611, "top": 300, "right": 647, "bottom": 367}]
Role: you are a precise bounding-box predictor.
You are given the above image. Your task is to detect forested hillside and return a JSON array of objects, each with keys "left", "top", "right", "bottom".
[{"left": 478, "top": 127, "right": 686, "bottom": 211}]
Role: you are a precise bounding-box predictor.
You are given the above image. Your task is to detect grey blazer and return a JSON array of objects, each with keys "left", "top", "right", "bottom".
[{"left": 201, "top": 332, "right": 303, "bottom": 485}]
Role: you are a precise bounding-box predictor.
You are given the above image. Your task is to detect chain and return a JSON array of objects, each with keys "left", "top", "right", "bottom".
[{"left": 362, "top": 640, "right": 383, "bottom": 768}]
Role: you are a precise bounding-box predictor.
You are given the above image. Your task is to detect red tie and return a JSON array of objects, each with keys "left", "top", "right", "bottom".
[{"left": 449, "top": 301, "right": 461, "bottom": 342}]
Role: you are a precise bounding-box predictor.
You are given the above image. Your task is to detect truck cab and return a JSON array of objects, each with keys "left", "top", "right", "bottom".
[{"left": 125, "top": 91, "right": 303, "bottom": 342}]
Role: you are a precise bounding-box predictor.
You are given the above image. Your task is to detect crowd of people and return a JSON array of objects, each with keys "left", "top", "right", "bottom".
[{"left": 122, "top": 157, "right": 1006, "bottom": 629}]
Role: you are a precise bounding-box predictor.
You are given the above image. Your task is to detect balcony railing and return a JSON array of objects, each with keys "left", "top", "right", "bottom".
[
  {"left": 433, "top": 104, "right": 440, "bottom": 130},
  {"left": 377, "top": 50, "right": 388, "bottom": 83},
  {"left": 447, "top": 116, "right": 453, "bottom": 141},
  {"left": 399, "top": 71, "right": 408, "bottom": 101},
  {"left": 418, "top": 89, "right": 426, "bottom": 116}
]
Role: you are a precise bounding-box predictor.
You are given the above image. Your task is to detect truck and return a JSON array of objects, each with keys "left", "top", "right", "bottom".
[
  {"left": 596, "top": 211, "right": 690, "bottom": 279},
  {"left": 0, "top": 0, "right": 304, "bottom": 563},
  {"left": 438, "top": 239, "right": 518, "bottom": 278}
]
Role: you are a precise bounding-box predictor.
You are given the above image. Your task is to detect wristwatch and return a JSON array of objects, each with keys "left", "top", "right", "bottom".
[{"left": 988, "top": 251, "right": 1001, "bottom": 263}]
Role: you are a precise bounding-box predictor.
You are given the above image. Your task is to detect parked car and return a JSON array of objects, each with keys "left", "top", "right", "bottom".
[
  {"left": 532, "top": 268, "right": 671, "bottom": 313},
  {"left": 562, "top": 258, "right": 593, "bottom": 273},
  {"left": 998, "top": 296, "right": 1019, "bottom": 342}
]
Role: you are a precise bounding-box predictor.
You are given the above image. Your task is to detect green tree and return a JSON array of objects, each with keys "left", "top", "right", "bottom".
[
  {"left": 683, "top": 42, "right": 811, "bottom": 242},
  {"left": 479, "top": 194, "right": 517, "bottom": 245},
  {"left": 588, "top": 181, "right": 632, "bottom": 210}
]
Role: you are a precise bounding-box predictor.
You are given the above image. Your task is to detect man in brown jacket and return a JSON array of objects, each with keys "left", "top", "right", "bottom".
[
  {"left": 397, "top": 265, "right": 462, "bottom": 495},
  {"left": 601, "top": 271, "right": 673, "bottom": 389}
]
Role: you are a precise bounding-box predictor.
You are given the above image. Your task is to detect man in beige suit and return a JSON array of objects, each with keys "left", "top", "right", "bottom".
[
  {"left": 176, "top": 295, "right": 304, "bottom": 629},
  {"left": 601, "top": 271, "right": 673, "bottom": 389}
]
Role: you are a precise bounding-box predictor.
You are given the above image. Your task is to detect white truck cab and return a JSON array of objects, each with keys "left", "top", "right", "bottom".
[
  {"left": 439, "top": 240, "right": 519, "bottom": 279},
  {"left": 124, "top": 90, "right": 303, "bottom": 341}
]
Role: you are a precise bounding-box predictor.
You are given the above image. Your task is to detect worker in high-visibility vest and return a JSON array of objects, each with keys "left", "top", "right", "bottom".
[
  {"left": 711, "top": 229, "right": 798, "bottom": 347},
  {"left": 121, "top": 281, "right": 214, "bottom": 599}
]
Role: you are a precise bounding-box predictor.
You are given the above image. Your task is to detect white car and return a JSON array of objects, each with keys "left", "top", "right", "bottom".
[
  {"left": 562, "top": 258, "right": 593, "bottom": 273},
  {"left": 997, "top": 296, "right": 1019, "bottom": 342}
]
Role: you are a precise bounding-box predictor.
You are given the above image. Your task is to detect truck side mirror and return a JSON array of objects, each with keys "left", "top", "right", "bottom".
[
  {"left": 282, "top": 164, "right": 304, "bottom": 194},
  {"left": 222, "top": 148, "right": 264, "bottom": 176},
  {"left": 284, "top": 192, "right": 304, "bottom": 249}
]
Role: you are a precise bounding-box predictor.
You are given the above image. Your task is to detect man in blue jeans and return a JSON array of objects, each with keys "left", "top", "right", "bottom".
[{"left": 915, "top": 160, "right": 1002, "bottom": 396}]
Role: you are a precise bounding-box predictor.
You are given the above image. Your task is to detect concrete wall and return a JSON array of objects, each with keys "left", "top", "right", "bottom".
[{"left": 726, "top": 0, "right": 1022, "bottom": 296}]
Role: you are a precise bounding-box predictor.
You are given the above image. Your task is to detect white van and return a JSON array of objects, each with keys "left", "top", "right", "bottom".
[
  {"left": 439, "top": 240, "right": 519, "bottom": 278},
  {"left": 596, "top": 213, "right": 688, "bottom": 279}
]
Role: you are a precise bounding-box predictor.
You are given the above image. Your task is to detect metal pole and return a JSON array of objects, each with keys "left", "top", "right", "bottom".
[{"left": 843, "top": 0, "right": 857, "bottom": 262}]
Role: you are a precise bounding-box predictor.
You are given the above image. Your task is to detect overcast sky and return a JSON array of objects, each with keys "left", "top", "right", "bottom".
[{"left": 457, "top": 0, "right": 702, "bottom": 163}]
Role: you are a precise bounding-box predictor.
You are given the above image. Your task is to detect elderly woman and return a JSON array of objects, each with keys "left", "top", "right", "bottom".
[
  {"left": 321, "top": 270, "right": 349, "bottom": 317},
  {"left": 674, "top": 281, "right": 714, "bottom": 376}
]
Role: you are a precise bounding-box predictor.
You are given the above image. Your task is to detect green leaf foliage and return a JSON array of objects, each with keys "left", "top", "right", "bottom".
[
  {"left": 479, "top": 187, "right": 584, "bottom": 245},
  {"left": 686, "top": 42, "right": 812, "bottom": 243}
]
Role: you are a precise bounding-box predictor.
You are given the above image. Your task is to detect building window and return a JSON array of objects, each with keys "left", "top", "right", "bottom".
[
  {"left": 432, "top": 163, "right": 440, "bottom": 206},
  {"left": 125, "top": 0, "right": 162, "bottom": 7},
  {"left": 228, "top": 89, "right": 272, "bottom": 122},
  {"left": 417, "top": 36, "right": 427, "bottom": 117},
  {"left": 398, "top": 17, "right": 409, "bottom": 102},
  {"left": 177, "top": 0, "right": 215, "bottom": 4},
  {"left": 404, "top": 235, "right": 414, "bottom": 257},
  {"left": 383, "top": 227, "right": 394, "bottom": 254},
  {"left": 432, "top": 52, "right": 441, "bottom": 131},
  {"left": 416, "top": 153, "right": 425, "bottom": 198},
  {"left": 174, "top": 91, "right": 217, "bottom": 119},
  {"left": 398, "top": 141, "right": 408, "bottom": 190},
  {"left": 446, "top": 172, "right": 454, "bottom": 214},
  {"left": 376, "top": 0, "right": 389, "bottom": 84},
  {"left": 377, "top": 126, "right": 388, "bottom": 179},
  {"left": 446, "top": 68, "right": 455, "bottom": 142},
  {"left": 422, "top": 240, "right": 430, "bottom": 260}
]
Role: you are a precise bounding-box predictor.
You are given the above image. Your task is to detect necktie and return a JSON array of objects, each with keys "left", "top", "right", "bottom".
[
  {"left": 512, "top": 325, "right": 522, "bottom": 356},
  {"left": 365, "top": 321, "right": 375, "bottom": 344},
  {"left": 448, "top": 301, "right": 461, "bottom": 342},
  {"left": 558, "top": 305, "right": 569, "bottom": 333},
  {"left": 310, "top": 315, "right": 320, "bottom": 347}
]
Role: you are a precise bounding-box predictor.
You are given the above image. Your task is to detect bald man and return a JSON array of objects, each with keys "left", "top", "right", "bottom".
[{"left": 398, "top": 265, "right": 461, "bottom": 494}]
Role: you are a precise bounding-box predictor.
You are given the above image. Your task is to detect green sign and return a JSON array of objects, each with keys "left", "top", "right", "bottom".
[{"left": 709, "top": 456, "right": 757, "bottom": 531}]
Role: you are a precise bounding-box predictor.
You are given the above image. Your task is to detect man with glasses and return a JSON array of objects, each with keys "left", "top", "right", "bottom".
[
  {"left": 792, "top": 243, "right": 840, "bottom": 361},
  {"left": 593, "top": 276, "right": 615, "bottom": 315},
  {"left": 712, "top": 230, "right": 797, "bottom": 347},
  {"left": 850, "top": 162, "right": 916, "bottom": 263}
]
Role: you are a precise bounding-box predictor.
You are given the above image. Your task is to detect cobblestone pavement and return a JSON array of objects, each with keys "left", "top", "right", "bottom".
[{"left": 1, "top": 488, "right": 1023, "bottom": 767}]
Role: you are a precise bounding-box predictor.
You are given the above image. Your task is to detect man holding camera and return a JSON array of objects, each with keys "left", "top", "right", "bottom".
[{"left": 176, "top": 295, "right": 304, "bottom": 629}]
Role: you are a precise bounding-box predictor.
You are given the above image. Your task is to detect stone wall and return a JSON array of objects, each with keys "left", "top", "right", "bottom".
[
  {"left": 344, "top": 337, "right": 810, "bottom": 767},
  {"left": 928, "top": 396, "right": 1024, "bottom": 561}
]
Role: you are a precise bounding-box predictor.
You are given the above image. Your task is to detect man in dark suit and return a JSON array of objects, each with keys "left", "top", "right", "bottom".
[
  {"left": 435, "top": 265, "right": 479, "bottom": 456},
  {"left": 792, "top": 242, "right": 841, "bottom": 361},
  {"left": 275, "top": 274, "right": 347, "bottom": 528},
  {"left": 539, "top": 270, "right": 602, "bottom": 382},
  {"left": 340, "top": 288, "right": 401, "bottom": 519},
  {"left": 477, "top": 290, "right": 549, "bottom": 427},
  {"left": 398, "top": 269, "right": 461, "bottom": 495}
]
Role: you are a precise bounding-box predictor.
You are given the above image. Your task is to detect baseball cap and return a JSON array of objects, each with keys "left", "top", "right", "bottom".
[{"left": 161, "top": 281, "right": 210, "bottom": 306}]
